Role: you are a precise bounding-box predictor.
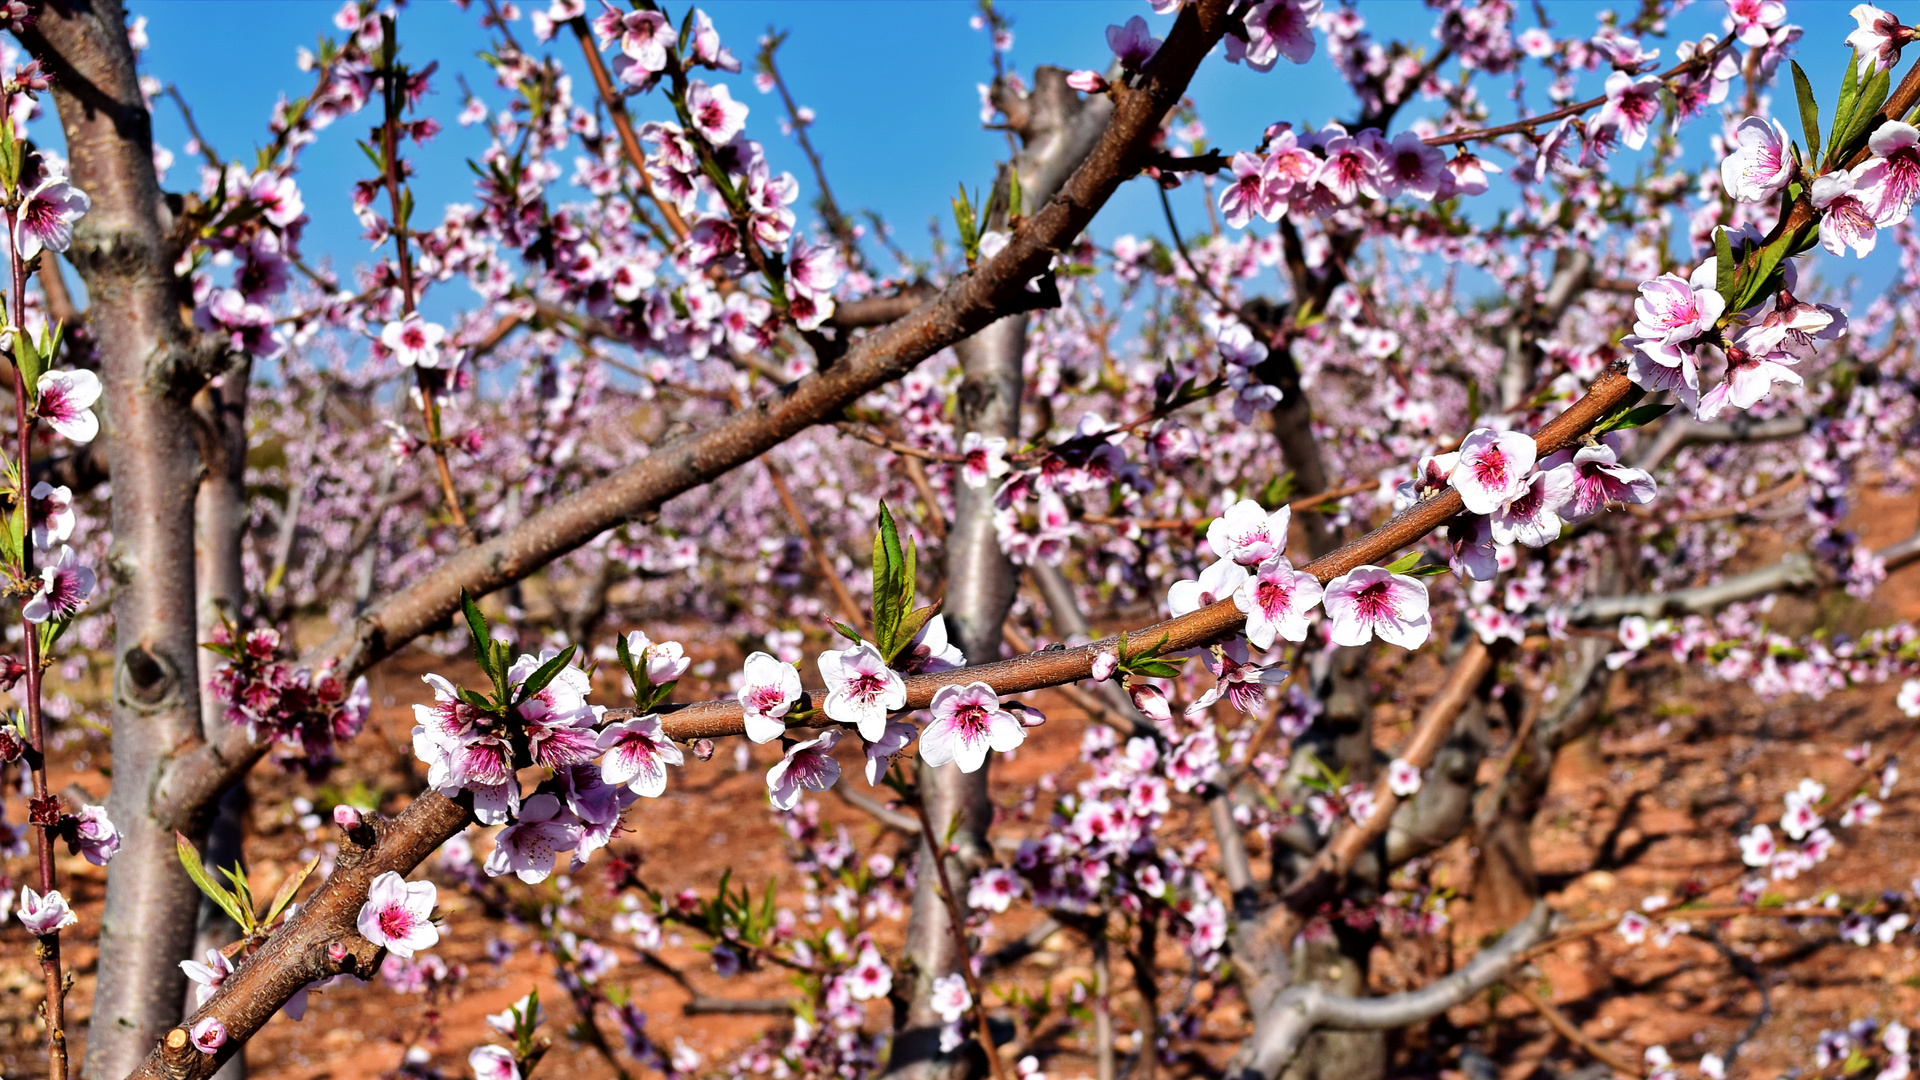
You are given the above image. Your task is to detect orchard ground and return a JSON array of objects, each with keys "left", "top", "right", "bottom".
[{"left": 8, "top": 484, "right": 1920, "bottom": 1080}]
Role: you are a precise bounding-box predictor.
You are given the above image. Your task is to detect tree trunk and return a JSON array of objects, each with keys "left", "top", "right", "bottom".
[{"left": 22, "top": 4, "right": 213, "bottom": 1075}]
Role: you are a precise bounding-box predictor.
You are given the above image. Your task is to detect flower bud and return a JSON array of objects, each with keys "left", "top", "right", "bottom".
[
  {"left": 327, "top": 941, "right": 349, "bottom": 964},
  {"left": 332, "top": 805, "right": 363, "bottom": 830},
  {"left": 190, "top": 1017, "right": 228, "bottom": 1053},
  {"left": 0, "top": 654, "right": 27, "bottom": 691},
  {"left": 1089, "top": 650, "right": 1119, "bottom": 682},
  {"left": 690, "top": 738, "right": 715, "bottom": 761}
]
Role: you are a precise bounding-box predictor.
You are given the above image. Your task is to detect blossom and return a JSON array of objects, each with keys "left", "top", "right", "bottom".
[
  {"left": 190, "top": 1017, "right": 228, "bottom": 1054},
  {"left": 1450, "top": 428, "right": 1537, "bottom": 515},
  {"left": 597, "top": 715, "right": 684, "bottom": 797},
  {"left": 14, "top": 169, "right": 89, "bottom": 259},
  {"left": 1733, "top": 292, "right": 1846, "bottom": 357},
  {"left": 1187, "top": 640, "right": 1290, "bottom": 715},
  {"left": 484, "top": 793, "right": 582, "bottom": 884},
  {"left": 1632, "top": 266, "right": 1723, "bottom": 346},
  {"left": 1167, "top": 558, "right": 1250, "bottom": 617},
  {"left": 1105, "top": 16, "right": 1160, "bottom": 69},
  {"left": 960, "top": 432, "right": 1010, "bottom": 489},
  {"left": 1720, "top": 116, "right": 1795, "bottom": 202},
  {"left": 685, "top": 80, "right": 748, "bottom": 144},
  {"left": 819, "top": 641, "right": 907, "bottom": 740},
  {"left": 1813, "top": 165, "right": 1884, "bottom": 258},
  {"left": 900, "top": 615, "right": 966, "bottom": 675},
  {"left": 17, "top": 886, "right": 75, "bottom": 935},
  {"left": 930, "top": 972, "right": 972, "bottom": 1023},
  {"left": 23, "top": 545, "right": 95, "bottom": 623},
  {"left": 969, "top": 867, "right": 1022, "bottom": 912},
  {"left": 1545, "top": 443, "right": 1658, "bottom": 521},
  {"left": 29, "top": 481, "right": 72, "bottom": 548},
  {"left": 1207, "top": 498, "right": 1290, "bottom": 566},
  {"left": 1377, "top": 131, "right": 1451, "bottom": 201},
  {"left": 1866, "top": 121, "right": 1920, "bottom": 224},
  {"left": 1847, "top": 4, "right": 1911, "bottom": 75},
  {"left": 1321, "top": 565, "right": 1431, "bottom": 649},
  {"left": 1065, "top": 70, "right": 1108, "bottom": 94},
  {"left": 1218, "top": 152, "right": 1276, "bottom": 228},
  {"left": 1697, "top": 344, "right": 1803, "bottom": 419},
  {"left": 1898, "top": 679, "right": 1920, "bottom": 718},
  {"left": 35, "top": 369, "right": 102, "bottom": 443},
  {"left": 180, "top": 948, "right": 234, "bottom": 1008},
  {"left": 1489, "top": 467, "right": 1575, "bottom": 548},
  {"left": 845, "top": 945, "right": 894, "bottom": 1000},
  {"left": 1233, "top": 555, "right": 1322, "bottom": 650},
  {"left": 68, "top": 803, "right": 119, "bottom": 865},
  {"left": 469, "top": 1046, "right": 521, "bottom": 1080},
  {"left": 1387, "top": 759, "right": 1422, "bottom": 797},
  {"left": 921, "top": 682, "right": 1025, "bottom": 773},
  {"left": 1315, "top": 128, "right": 1382, "bottom": 202},
  {"left": 737, "top": 651, "right": 801, "bottom": 744},
  {"left": 1233, "top": 0, "right": 1320, "bottom": 70},
  {"left": 380, "top": 314, "right": 448, "bottom": 369},
  {"left": 767, "top": 729, "right": 842, "bottom": 810},
  {"left": 1594, "top": 71, "right": 1662, "bottom": 150},
  {"left": 1728, "top": 0, "right": 1788, "bottom": 47},
  {"left": 509, "top": 651, "right": 602, "bottom": 771},
  {"left": 356, "top": 871, "right": 440, "bottom": 957},
  {"left": 863, "top": 720, "right": 916, "bottom": 785},
  {"left": 1738, "top": 823, "right": 1776, "bottom": 867},
  {"left": 1616, "top": 911, "right": 1651, "bottom": 944}
]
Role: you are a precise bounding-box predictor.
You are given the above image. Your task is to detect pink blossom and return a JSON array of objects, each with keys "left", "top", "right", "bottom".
[
  {"left": 1866, "top": 121, "right": 1920, "bottom": 224},
  {"left": 1445, "top": 149, "right": 1500, "bottom": 196},
  {"left": 1738, "top": 823, "right": 1776, "bottom": 867},
  {"left": 969, "top": 867, "right": 1022, "bottom": 912},
  {"left": 688, "top": 8, "right": 740, "bottom": 72},
  {"left": 1450, "top": 428, "right": 1536, "bottom": 515},
  {"left": 1315, "top": 128, "right": 1382, "bottom": 203},
  {"left": 1616, "top": 911, "right": 1650, "bottom": 944},
  {"left": 35, "top": 369, "right": 101, "bottom": 443},
  {"left": 14, "top": 169, "right": 89, "bottom": 259},
  {"left": 1322, "top": 565, "right": 1431, "bottom": 649},
  {"left": 1813, "top": 165, "right": 1884, "bottom": 258},
  {"left": 737, "top": 651, "right": 801, "bottom": 744},
  {"left": 1720, "top": 116, "right": 1795, "bottom": 203},
  {"left": 819, "top": 641, "right": 907, "bottom": 740},
  {"left": 1106, "top": 16, "right": 1160, "bottom": 69},
  {"left": 1207, "top": 498, "right": 1290, "bottom": 566},
  {"left": 249, "top": 169, "right": 304, "bottom": 228},
  {"left": 597, "top": 715, "right": 684, "bottom": 797},
  {"left": 960, "top": 432, "right": 1010, "bottom": 489},
  {"left": 1697, "top": 344, "right": 1802, "bottom": 419},
  {"left": 469, "top": 1046, "right": 521, "bottom": 1080},
  {"left": 863, "top": 720, "right": 916, "bottom": 785},
  {"left": 1632, "top": 265, "right": 1724, "bottom": 346},
  {"left": 1545, "top": 443, "right": 1657, "bottom": 521},
  {"left": 768, "top": 729, "right": 842, "bottom": 810},
  {"left": 1594, "top": 71, "right": 1662, "bottom": 150},
  {"left": 380, "top": 314, "right": 448, "bottom": 369},
  {"left": 1733, "top": 292, "right": 1845, "bottom": 357},
  {"left": 484, "top": 793, "right": 582, "bottom": 883},
  {"left": 17, "top": 886, "right": 75, "bottom": 935},
  {"left": 845, "top": 945, "right": 893, "bottom": 1000},
  {"left": 1163, "top": 557, "right": 1249, "bottom": 623},
  {"left": 1233, "top": 555, "right": 1322, "bottom": 649},
  {"left": 29, "top": 481, "right": 72, "bottom": 549},
  {"left": 1489, "top": 466, "right": 1575, "bottom": 548},
  {"left": 1727, "top": 0, "right": 1787, "bottom": 47},
  {"left": 180, "top": 948, "right": 234, "bottom": 1008},
  {"left": 930, "top": 972, "right": 972, "bottom": 1023},
  {"left": 1129, "top": 683, "right": 1172, "bottom": 724},
  {"left": 23, "top": 545, "right": 95, "bottom": 624},
  {"left": 1898, "top": 679, "right": 1920, "bottom": 717},
  {"left": 67, "top": 803, "right": 118, "bottom": 866},
  {"left": 1232, "top": 0, "right": 1321, "bottom": 71},
  {"left": 190, "top": 1017, "right": 228, "bottom": 1054},
  {"left": 1847, "top": 4, "right": 1911, "bottom": 75},
  {"left": 684, "top": 80, "right": 748, "bottom": 144},
  {"left": 1218, "top": 151, "right": 1277, "bottom": 227},
  {"left": 611, "top": 10, "right": 674, "bottom": 84},
  {"left": 1089, "top": 650, "right": 1119, "bottom": 682},
  {"left": 1377, "top": 131, "right": 1451, "bottom": 201},
  {"left": 1186, "top": 639, "right": 1290, "bottom": 715},
  {"left": 921, "top": 682, "right": 1025, "bottom": 773},
  {"left": 900, "top": 615, "right": 965, "bottom": 675},
  {"left": 1387, "top": 759, "right": 1422, "bottom": 797},
  {"left": 355, "top": 871, "right": 440, "bottom": 957}
]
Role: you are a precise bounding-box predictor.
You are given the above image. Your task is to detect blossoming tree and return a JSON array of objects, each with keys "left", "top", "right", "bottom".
[{"left": 9, "top": 0, "right": 1920, "bottom": 1079}]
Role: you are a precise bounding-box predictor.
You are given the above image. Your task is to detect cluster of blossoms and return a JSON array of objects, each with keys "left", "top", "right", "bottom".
[{"left": 204, "top": 625, "right": 371, "bottom": 775}]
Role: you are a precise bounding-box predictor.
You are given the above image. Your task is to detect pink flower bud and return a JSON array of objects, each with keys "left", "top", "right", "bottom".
[
  {"left": 691, "top": 738, "right": 716, "bottom": 761},
  {"left": 327, "top": 940, "right": 349, "bottom": 963},
  {"left": 332, "top": 805, "right": 362, "bottom": 830},
  {"left": 1089, "top": 650, "right": 1119, "bottom": 682},
  {"left": 190, "top": 1017, "right": 228, "bottom": 1053},
  {"left": 1065, "top": 70, "right": 1109, "bottom": 94}
]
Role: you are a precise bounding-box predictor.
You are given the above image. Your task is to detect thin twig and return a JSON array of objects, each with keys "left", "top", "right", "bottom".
[{"left": 1503, "top": 977, "right": 1643, "bottom": 1078}]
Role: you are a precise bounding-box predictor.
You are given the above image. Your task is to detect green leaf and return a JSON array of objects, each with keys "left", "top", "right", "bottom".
[
  {"left": 265, "top": 854, "right": 321, "bottom": 926},
  {"left": 1830, "top": 55, "right": 1890, "bottom": 163},
  {"left": 176, "top": 832, "right": 251, "bottom": 933},
  {"left": 1259, "top": 472, "right": 1296, "bottom": 508},
  {"left": 515, "top": 644, "right": 578, "bottom": 705},
  {"left": 1791, "top": 61, "right": 1822, "bottom": 173},
  {"left": 870, "top": 503, "right": 910, "bottom": 656},
  {"left": 829, "top": 620, "right": 865, "bottom": 646},
  {"left": 460, "top": 590, "right": 493, "bottom": 677},
  {"left": 1830, "top": 50, "right": 1862, "bottom": 162},
  {"left": 1383, "top": 550, "right": 1423, "bottom": 575},
  {"left": 889, "top": 601, "right": 942, "bottom": 666},
  {"left": 12, "top": 329, "right": 40, "bottom": 404},
  {"left": 1595, "top": 401, "right": 1675, "bottom": 433},
  {"left": 1713, "top": 226, "right": 1736, "bottom": 302},
  {"left": 1407, "top": 563, "right": 1454, "bottom": 578}
]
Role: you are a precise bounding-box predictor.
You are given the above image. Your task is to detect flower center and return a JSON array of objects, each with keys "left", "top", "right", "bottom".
[{"left": 378, "top": 906, "right": 416, "bottom": 939}]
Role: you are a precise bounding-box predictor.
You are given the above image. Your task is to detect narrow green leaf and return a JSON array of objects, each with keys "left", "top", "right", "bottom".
[
  {"left": 1713, "top": 227, "right": 1736, "bottom": 302},
  {"left": 1791, "top": 61, "right": 1822, "bottom": 172},
  {"left": 515, "top": 644, "right": 578, "bottom": 704},
  {"left": 830, "top": 620, "right": 865, "bottom": 645},
  {"left": 1830, "top": 50, "right": 1862, "bottom": 162},
  {"left": 1383, "top": 550, "right": 1424, "bottom": 575},
  {"left": 12, "top": 329, "right": 39, "bottom": 404},
  {"left": 176, "top": 832, "right": 250, "bottom": 932},
  {"left": 1595, "top": 399, "right": 1673, "bottom": 434},
  {"left": 1407, "top": 564, "right": 1454, "bottom": 578},
  {"left": 460, "top": 590, "right": 492, "bottom": 676},
  {"left": 264, "top": 853, "right": 322, "bottom": 925}
]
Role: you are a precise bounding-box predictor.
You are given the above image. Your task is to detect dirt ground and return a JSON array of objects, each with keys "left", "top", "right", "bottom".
[{"left": 7, "top": 489, "right": 1920, "bottom": 1080}]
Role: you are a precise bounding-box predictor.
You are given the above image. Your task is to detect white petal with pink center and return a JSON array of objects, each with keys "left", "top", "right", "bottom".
[
  {"left": 1206, "top": 498, "right": 1290, "bottom": 566},
  {"left": 1167, "top": 558, "right": 1250, "bottom": 617},
  {"left": 819, "top": 641, "right": 907, "bottom": 741},
  {"left": 768, "top": 729, "right": 842, "bottom": 810},
  {"left": 1322, "top": 565, "right": 1431, "bottom": 649},
  {"left": 921, "top": 682, "right": 1025, "bottom": 773},
  {"left": 596, "top": 714, "right": 684, "bottom": 797},
  {"left": 737, "top": 650, "right": 802, "bottom": 744},
  {"left": 1449, "top": 428, "right": 1536, "bottom": 515},
  {"left": 1232, "top": 555, "right": 1322, "bottom": 650},
  {"left": 35, "top": 369, "right": 102, "bottom": 444},
  {"left": 355, "top": 871, "right": 440, "bottom": 958}
]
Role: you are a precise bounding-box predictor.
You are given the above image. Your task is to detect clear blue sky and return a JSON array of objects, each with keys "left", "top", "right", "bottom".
[{"left": 91, "top": 2, "right": 1890, "bottom": 303}]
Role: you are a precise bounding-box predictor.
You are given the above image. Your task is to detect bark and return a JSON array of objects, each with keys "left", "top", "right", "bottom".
[
  {"left": 888, "top": 64, "right": 1111, "bottom": 1080},
  {"left": 19, "top": 4, "right": 215, "bottom": 1076}
]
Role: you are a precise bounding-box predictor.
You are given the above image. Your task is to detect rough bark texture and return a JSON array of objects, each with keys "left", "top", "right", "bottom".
[{"left": 20, "top": 4, "right": 213, "bottom": 1076}]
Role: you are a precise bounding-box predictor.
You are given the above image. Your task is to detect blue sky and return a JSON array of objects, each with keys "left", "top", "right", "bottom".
[{"left": 92, "top": 2, "right": 1891, "bottom": 305}]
